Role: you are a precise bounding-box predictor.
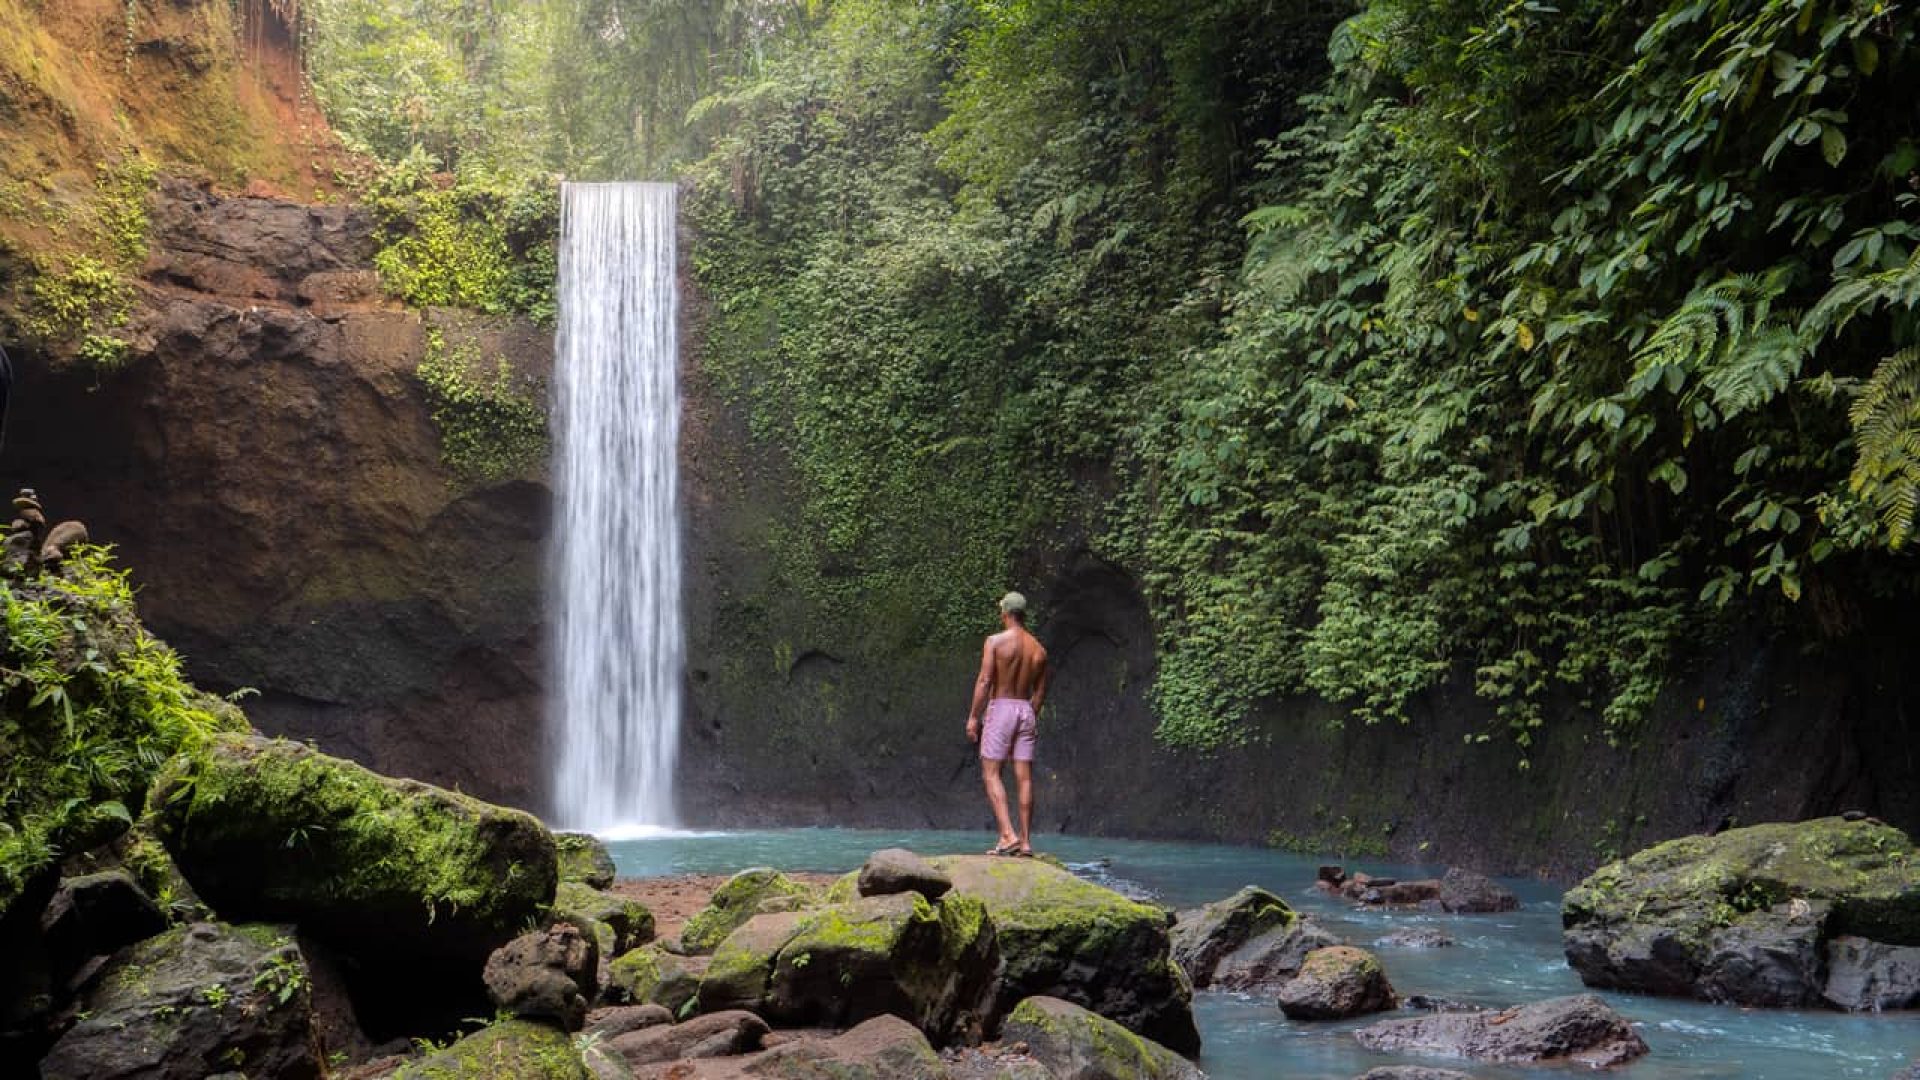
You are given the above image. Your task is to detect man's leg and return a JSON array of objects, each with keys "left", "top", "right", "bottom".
[
  {"left": 1012, "top": 760, "right": 1034, "bottom": 853},
  {"left": 981, "top": 757, "right": 1018, "bottom": 850}
]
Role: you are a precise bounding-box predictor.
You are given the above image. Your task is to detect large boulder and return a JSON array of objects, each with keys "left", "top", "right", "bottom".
[
  {"left": 1437, "top": 868, "right": 1519, "bottom": 913},
  {"left": 484, "top": 924, "right": 600, "bottom": 1031},
  {"left": 41, "top": 922, "right": 321, "bottom": 1080},
  {"left": 147, "top": 735, "right": 558, "bottom": 970},
  {"left": 607, "top": 1009, "right": 769, "bottom": 1066},
  {"left": 392, "top": 1018, "right": 590, "bottom": 1079},
  {"left": 1000, "top": 996, "right": 1203, "bottom": 1080},
  {"left": 39, "top": 870, "right": 169, "bottom": 982},
  {"left": 1353, "top": 994, "right": 1648, "bottom": 1068},
  {"left": 697, "top": 892, "right": 997, "bottom": 1045},
  {"left": 1822, "top": 935, "right": 1920, "bottom": 1012},
  {"left": 1275, "top": 946, "right": 1397, "bottom": 1021},
  {"left": 1562, "top": 817, "right": 1920, "bottom": 1007},
  {"left": 556, "top": 833, "right": 618, "bottom": 889},
  {"left": 1169, "top": 885, "right": 1337, "bottom": 991},
  {"left": 681, "top": 869, "right": 817, "bottom": 953},
  {"left": 932, "top": 855, "right": 1199, "bottom": 1055}
]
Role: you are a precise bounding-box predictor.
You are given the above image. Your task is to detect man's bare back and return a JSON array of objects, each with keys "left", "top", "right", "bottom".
[{"left": 966, "top": 591, "right": 1048, "bottom": 856}]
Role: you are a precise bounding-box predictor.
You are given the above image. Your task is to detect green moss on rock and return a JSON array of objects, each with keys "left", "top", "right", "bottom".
[
  {"left": 553, "top": 832, "right": 616, "bottom": 889},
  {"left": 392, "top": 1018, "right": 588, "bottom": 1080},
  {"left": 146, "top": 733, "right": 557, "bottom": 965},
  {"left": 681, "top": 868, "right": 817, "bottom": 953},
  {"left": 552, "top": 881, "right": 653, "bottom": 956},
  {"left": 1003, "top": 996, "right": 1201, "bottom": 1080}
]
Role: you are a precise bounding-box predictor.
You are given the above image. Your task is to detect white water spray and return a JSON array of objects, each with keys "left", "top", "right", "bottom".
[{"left": 550, "top": 182, "right": 682, "bottom": 830}]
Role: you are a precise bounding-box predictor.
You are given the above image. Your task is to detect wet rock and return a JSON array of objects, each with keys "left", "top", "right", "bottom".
[
  {"left": 1352, "top": 993, "right": 1647, "bottom": 1068},
  {"left": 554, "top": 881, "right": 655, "bottom": 958},
  {"left": 1169, "top": 885, "right": 1296, "bottom": 985},
  {"left": 607, "top": 944, "right": 703, "bottom": 1014},
  {"left": 697, "top": 892, "right": 997, "bottom": 1046},
  {"left": 859, "top": 849, "right": 953, "bottom": 902},
  {"left": 1823, "top": 936, "right": 1920, "bottom": 1012},
  {"left": 1894, "top": 1058, "right": 1920, "bottom": 1080},
  {"left": 1376, "top": 928, "right": 1454, "bottom": 949},
  {"left": 557, "top": 833, "right": 618, "bottom": 890},
  {"left": 39, "top": 870, "right": 168, "bottom": 981},
  {"left": 1562, "top": 817, "right": 1920, "bottom": 1007},
  {"left": 1362, "top": 880, "right": 1442, "bottom": 907},
  {"left": 392, "top": 1018, "right": 589, "bottom": 1079},
  {"left": 1437, "top": 868, "right": 1519, "bottom": 914},
  {"left": 1001, "top": 996, "right": 1202, "bottom": 1079},
  {"left": 742, "top": 1014, "right": 950, "bottom": 1079},
  {"left": 484, "top": 923, "right": 599, "bottom": 1031},
  {"left": 1400, "top": 994, "right": 1481, "bottom": 1013},
  {"left": 609, "top": 1009, "right": 769, "bottom": 1066},
  {"left": 40, "top": 921, "right": 321, "bottom": 1080},
  {"left": 1276, "top": 946, "right": 1398, "bottom": 1021},
  {"left": 1207, "top": 912, "right": 1341, "bottom": 993},
  {"left": 1353, "top": 1068, "right": 1474, "bottom": 1080},
  {"left": 933, "top": 854, "right": 1200, "bottom": 1054},
  {"left": 586, "top": 1003, "right": 675, "bottom": 1040},
  {"left": 682, "top": 869, "right": 817, "bottom": 954}
]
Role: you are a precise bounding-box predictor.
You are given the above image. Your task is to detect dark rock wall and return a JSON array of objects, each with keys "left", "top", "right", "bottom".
[{"left": 1, "top": 178, "right": 553, "bottom": 808}]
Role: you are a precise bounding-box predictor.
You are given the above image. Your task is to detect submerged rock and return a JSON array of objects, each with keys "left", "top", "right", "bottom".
[
  {"left": 392, "top": 1018, "right": 590, "bottom": 1079},
  {"left": 697, "top": 891, "right": 997, "bottom": 1046},
  {"left": 484, "top": 924, "right": 599, "bottom": 1031},
  {"left": 1376, "top": 928, "right": 1454, "bottom": 949},
  {"left": 147, "top": 735, "right": 558, "bottom": 970},
  {"left": 1562, "top": 816, "right": 1920, "bottom": 1007},
  {"left": 41, "top": 922, "right": 321, "bottom": 1080},
  {"left": 933, "top": 854, "right": 1200, "bottom": 1055},
  {"left": 556, "top": 833, "right": 619, "bottom": 890},
  {"left": 1353, "top": 994, "right": 1647, "bottom": 1068},
  {"left": 1001, "top": 996, "right": 1203, "bottom": 1080},
  {"left": 1171, "top": 885, "right": 1339, "bottom": 993},
  {"left": 681, "top": 869, "right": 818, "bottom": 954},
  {"left": 1275, "top": 946, "right": 1397, "bottom": 1021},
  {"left": 1352, "top": 1069, "right": 1474, "bottom": 1080}
]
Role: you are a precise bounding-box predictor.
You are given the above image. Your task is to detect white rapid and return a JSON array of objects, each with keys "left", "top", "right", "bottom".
[{"left": 550, "top": 182, "right": 683, "bottom": 831}]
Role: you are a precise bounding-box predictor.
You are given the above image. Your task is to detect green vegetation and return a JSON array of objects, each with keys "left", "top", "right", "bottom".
[
  {"left": 680, "top": 867, "right": 815, "bottom": 952},
  {"left": 0, "top": 546, "right": 244, "bottom": 919},
  {"left": 417, "top": 327, "right": 549, "bottom": 484},
  {"left": 11, "top": 157, "right": 158, "bottom": 371},
  {"left": 391, "top": 1017, "right": 591, "bottom": 1080}
]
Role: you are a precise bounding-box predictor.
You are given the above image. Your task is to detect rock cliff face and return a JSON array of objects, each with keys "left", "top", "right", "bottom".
[{"left": 3, "top": 178, "right": 553, "bottom": 808}]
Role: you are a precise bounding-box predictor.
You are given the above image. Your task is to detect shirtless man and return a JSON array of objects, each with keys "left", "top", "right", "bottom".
[{"left": 966, "top": 591, "right": 1049, "bottom": 856}]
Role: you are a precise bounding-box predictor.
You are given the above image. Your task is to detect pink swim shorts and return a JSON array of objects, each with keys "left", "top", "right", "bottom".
[{"left": 980, "top": 698, "right": 1037, "bottom": 762}]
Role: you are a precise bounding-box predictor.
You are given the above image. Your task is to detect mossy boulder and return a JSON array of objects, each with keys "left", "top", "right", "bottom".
[
  {"left": 392, "top": 1018, "right": 590, "bottom": 1080},
  {"left": 1274, "top": 945, "right": 1397, "bottom": 1020},
  {"left": 740, "top": 1014, "right": 950, "bottom": 1079},
  {"left": 697, "top": 892, "right": 998, "bottom": 1045},
  {"left": 606, "top": 943, "right": 701, "bottom": 1015},
  {"left": 554, "top": 833, "right": 616, "bottom": 889},
  {"left": 1001, "top": 996, "right": 1202, "bottom": 1080},
  {"left": 146, "top": 735, "right": 557, "bottom": 972},
  {"left": 681, "top": 868, "right": 817, "bottom": 953},
  {"left": 1169, "top": 884, "right": 1336, "bottom": 991},
  {"left": 40, "top": 921, "right": 321, "bottom": 1080},
  {"left": 932, "top": 854, "right": 1199, "bottom": 1054},
  {"left": 552, "top": 882, "right": 654, "bottom": 957},
  {"left": 1562, "top": 816, "right": 1920, "bottom": 1007}
]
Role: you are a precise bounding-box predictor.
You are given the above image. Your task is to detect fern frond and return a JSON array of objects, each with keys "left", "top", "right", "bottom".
[{"left": 1848, "top": 346, "right": 1920, "bottom": 549}]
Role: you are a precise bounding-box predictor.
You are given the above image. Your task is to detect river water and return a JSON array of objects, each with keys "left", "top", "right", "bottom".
[{"left": 605, "top": 828, "right": 1917, "bottom": 1078}]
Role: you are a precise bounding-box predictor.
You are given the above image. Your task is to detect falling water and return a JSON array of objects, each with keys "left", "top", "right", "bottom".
[{"left": 550, "top": 182, "right": 682, "bottom": 831}]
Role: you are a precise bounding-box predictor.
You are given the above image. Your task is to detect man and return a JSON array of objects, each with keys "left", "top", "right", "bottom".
[{"left": 965, "top": 590, "right": 1049, "bottom": 856}]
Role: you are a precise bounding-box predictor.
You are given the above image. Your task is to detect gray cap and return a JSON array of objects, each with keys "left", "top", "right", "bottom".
[{"left": 999, "top": 591, "right": 1027, "bottom": 615}]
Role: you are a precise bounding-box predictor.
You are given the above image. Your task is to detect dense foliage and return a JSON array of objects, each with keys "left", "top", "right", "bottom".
[
  {"left": 0, "top": 548, "right": 244, "bottom": 916},
  {"left": 304, "top": 0, "right": 1920, "bottom": 751}
]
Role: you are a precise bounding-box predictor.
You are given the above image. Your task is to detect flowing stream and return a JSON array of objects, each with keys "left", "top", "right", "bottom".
[
  {"left": 550, "top": 181, "right": 683, "bottom": 831},
  {"left": 606, "top": 829, "right": 1918, "bottom": 1079}
]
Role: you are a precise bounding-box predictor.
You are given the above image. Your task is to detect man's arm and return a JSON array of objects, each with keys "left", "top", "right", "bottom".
[
  {"left": 1029, "top": 653, "right": 1050, "bottom": 715},
  {"left": 965, "top": 638, "right": 994, "bottom": 742}
]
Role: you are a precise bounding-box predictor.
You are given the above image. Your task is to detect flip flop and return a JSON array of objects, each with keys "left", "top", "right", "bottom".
[
  {"left": 987, "top": 843, "right": 1019, "bottom": 857},
  {"left": 1013, "top": 849, "right": 1035, "bottom": 858}
]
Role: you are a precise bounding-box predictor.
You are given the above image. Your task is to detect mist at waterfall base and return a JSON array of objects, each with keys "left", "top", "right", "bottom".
[
  {"left": 550, "top": 182, "right": 685, "bottom": 833},
  {"left": 606, "top": 829, "right": 1916, "bottom": 1079}
]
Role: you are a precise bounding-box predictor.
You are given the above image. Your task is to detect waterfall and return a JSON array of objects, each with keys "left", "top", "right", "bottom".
[{"left": 550, "top": 182, "right": 683, "bottom": 831}]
